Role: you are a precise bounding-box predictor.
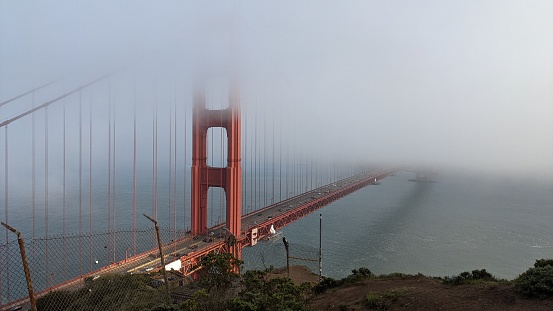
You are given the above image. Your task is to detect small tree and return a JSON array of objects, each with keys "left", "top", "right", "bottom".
[
  {"left": 193, "top": 252, "right": 243, "bottom": 293},
  {"left": 515, "top": 259, "right": 553, "bottom": 299}
]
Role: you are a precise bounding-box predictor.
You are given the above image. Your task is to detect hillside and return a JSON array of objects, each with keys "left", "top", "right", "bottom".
[{"left": 308, "top": 273, "right": 553, "bottom": 311}]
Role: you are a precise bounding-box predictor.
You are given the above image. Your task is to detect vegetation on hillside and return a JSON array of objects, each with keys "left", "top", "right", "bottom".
[
  {"left": 515, "top": 259, "right": 553, "bottom": 299},
  {"left": 36, "top": 256, "right": 553, "bottom": 310}
]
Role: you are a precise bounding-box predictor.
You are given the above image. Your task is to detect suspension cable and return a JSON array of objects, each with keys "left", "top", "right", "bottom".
[
  {"left": 0, "top": 75, "right": 110, "bottom": 128},
  {"left": 0, "top": 78, "right": 61, "bottom": 108}
]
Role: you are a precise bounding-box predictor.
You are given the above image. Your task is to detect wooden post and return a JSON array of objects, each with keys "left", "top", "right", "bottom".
[
  {"left": 319, "top": 214, "right": 322, "bottom": 282},
  {"left": 282, "top": 237, "right": 290, "bottom": 277},
  {"left": 143, "top": 214, "right": 171, "bottom": 303},
  {"left": 1, "top": 222, "right": 37, "bottom": 311}
]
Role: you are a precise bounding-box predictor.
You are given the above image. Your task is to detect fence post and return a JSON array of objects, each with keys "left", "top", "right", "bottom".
[
  {"left": 143, "top": 214, "right": 171, "bottom": 304},
  {"left": 282, "top": 237, "right": 290, "bottom": 277},
  {"left": 319, "top": 214, "right": 322, "bottom": 282},
  {"left": 1, "top": 222, "right": 37, "bottom": 311}
]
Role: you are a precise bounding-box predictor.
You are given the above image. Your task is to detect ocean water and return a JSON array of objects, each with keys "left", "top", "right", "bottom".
[
  {"left": 2, "top": 168, "right": 552, "bottom": 303},
  {"left": 276, "top": 171, "right": 553, "bottom": 280}
]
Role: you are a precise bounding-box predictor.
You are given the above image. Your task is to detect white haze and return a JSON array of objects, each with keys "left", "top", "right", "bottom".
[{"left": 1, "top": 1, "right": 553, "bottom": 178}]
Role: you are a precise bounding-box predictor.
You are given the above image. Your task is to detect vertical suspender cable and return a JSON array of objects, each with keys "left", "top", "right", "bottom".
[
  {"left": 173, "top": 84, "right": 177, "bottom": 246},
  {"left": 243, "top": 93, "right": 247, "bottom": 214},
  {"left": 133, "top": 77, "right": 137, "bottom": 255},
  {"left": 209, "top": 90, "right": 214, "bottom": 227},
  {"left": 89, "top": 90, "right": 93, "bottom": 270},
  {"left": 4, "top": 126, "right": 8, "bottom": 298},
  {"left": 220, "top": 89, "right": 223, "bottom": 226},
  {"left": 183, "top": 90, "right": 187, "bottom": 233},
  {"left": 62, "top": 95, "right": 66, "bottom": 278},
  {"left": 45, "top": 107, "right": 49, "bottom": 287},
  {"left": 32, "top": 93, "right": 36, "bottom": 266},
  {"left": 79, "top": 90, "right": 83, "bottom": 275},
  {"left": 155, "top": 92, "right": 158, "bottom": 223},
  {"left": 263, "top": 92, "right": 267, "bottom": 207},
  {"left": 285, "top": 103, "right": 289, "bottom": 200},
  {"left": 113, "top": 93, "right": 117, "bottom": 263},
  {"left": 168, "top": 104, "right": 172, "bottom": 230},
  {"left": 154, "top": 93, "right": 159, "bottom": 224},
  {"left": 279, "top": 90, "right": 282, "bottom": 202},
  {"left": 63, "top": 92, "right": 68, "bottom": 276},
  {"left": 152, "top": 87, "right": 156, "bottom": 245},
  {"left": 249, "top": 99, "right": 253, "bottom": 213},
  {"left": 253, "top": 96, "right": 258, "bottom": 210},
  {"left": 272, "top": 90, "right": 275, "bottom": 204},
  {"left": 107, "top": 79, "right": 112, "bottom": 263}
]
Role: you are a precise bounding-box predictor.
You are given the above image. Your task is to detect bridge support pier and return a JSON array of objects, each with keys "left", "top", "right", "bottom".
[{"left": 191, "top": 88, "right": 242, "bottom": 259}]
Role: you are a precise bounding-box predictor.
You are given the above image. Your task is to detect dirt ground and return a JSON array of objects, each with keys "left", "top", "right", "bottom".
[
  {"left": 267, "top": 265, "right": 321, "bottom": 284},
  {"left": 276, "top": 266, "right": 553, "bottom": 311},
  {"left": 310, "top": 275, "right": 553, "bottom": 311}
]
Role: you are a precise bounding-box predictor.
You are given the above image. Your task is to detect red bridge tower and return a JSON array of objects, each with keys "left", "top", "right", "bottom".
[{"left": 191, "top": 88, "right": 242, "bottom": 257}]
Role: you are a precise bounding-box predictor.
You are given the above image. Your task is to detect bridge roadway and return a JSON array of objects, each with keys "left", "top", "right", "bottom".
[{"left": 3, "top": 167, "right": 399, "bottom": 310}]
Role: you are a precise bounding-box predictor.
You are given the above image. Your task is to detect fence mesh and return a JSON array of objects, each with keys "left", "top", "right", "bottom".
[{"left": 0, "top": 229, "right": 320, "bottom": 310}]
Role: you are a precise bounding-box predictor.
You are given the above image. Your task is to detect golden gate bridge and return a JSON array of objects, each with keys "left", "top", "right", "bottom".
[{"left": 1, "top": 54, "right": 399, "bottom": 311}]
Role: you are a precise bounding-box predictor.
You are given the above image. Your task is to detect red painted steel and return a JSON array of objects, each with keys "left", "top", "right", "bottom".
[{"left": 191, "top": 88, "right": 242, "bottom": 258}]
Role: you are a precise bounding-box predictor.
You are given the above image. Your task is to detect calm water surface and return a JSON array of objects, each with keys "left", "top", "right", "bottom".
[{"left": 278, "top": 171, "right": 553, "bottom": 280}]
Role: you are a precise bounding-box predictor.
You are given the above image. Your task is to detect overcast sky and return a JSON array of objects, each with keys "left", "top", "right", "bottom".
[{"left": 1, "top": 1, "right": 553, "bottom": 177}]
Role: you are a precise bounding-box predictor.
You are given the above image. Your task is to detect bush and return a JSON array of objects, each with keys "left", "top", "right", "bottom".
[
  {"left": 443, "top": 269, "right": 496, "bottom": 285},
  {"left": 515, "top": 265, "right": 553, "bottom": 299},
  {"left": 534, "top": 259, "right": 553, "bottom": 268},
  {"left": 314, "top": 268, "right": 373, "bottom": 294},
  {"left": 231, "top": 272, "right": 310, "bottom": 311},
  {"left": 364, "top": 289, "right": 408, "bottom": 310}
]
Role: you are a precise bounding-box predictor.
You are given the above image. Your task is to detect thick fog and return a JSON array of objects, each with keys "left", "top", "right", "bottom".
[{"left": 2, "top": 1, "right": 553, "bottom": 178}]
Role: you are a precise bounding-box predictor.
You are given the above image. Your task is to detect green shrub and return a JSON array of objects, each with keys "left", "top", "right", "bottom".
[
  {"left": 364, "top": 289, "right": 409, "bottom": 310},
  {"left": 515, "top": 265, "right": 553, "bottom": 299},
  {"left": 313, "top": 276, "right": 342, "bottom": 294},
  {"left": 443, "top": 269, "right": 496, "bottom": 285},
  {"left": 534, "top": 259, "right": 553, "bottom": 268},
  {"left": 364, "top": 292, "right": 388, "bottom": 310}
]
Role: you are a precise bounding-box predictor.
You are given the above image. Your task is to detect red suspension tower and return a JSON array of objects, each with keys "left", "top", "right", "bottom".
[{"left": 191, "top": 88, "right": 242, "bottom": 257}]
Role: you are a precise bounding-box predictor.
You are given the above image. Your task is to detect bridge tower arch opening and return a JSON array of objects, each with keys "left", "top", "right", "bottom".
[{"left": 191, "top": 88, "right": 241, "bottom": 257}]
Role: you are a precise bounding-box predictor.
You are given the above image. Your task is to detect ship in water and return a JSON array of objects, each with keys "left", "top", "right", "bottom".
[{"left": 408, "top": 170, "right": 438, "bottom": 182}]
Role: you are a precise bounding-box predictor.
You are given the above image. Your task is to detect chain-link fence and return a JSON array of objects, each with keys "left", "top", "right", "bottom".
[
  {"left": 1, "top": 227, "right": 320, "bottom": 311},
  {"left": 242, "top": 237, "right": 320, "bottom": 275},
  {"left": 0, "top": 226, "right": 191, "bottom": 310}
]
